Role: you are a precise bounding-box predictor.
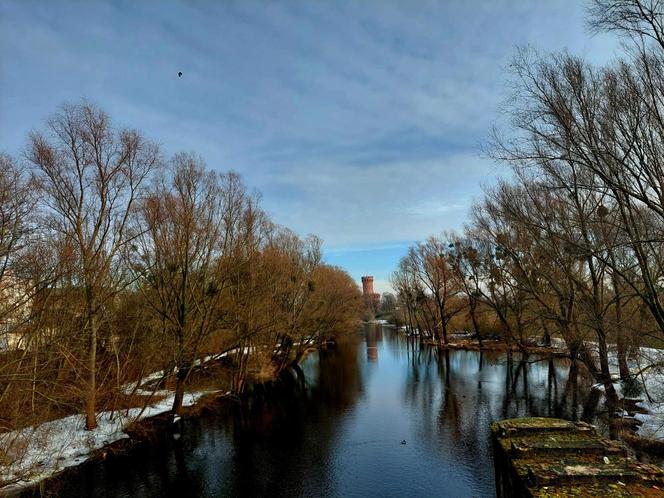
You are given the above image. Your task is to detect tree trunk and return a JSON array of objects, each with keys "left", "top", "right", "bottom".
[
  {"left": 540, "top": 318, "right": 551, "bottom": 347},
  {"left": 616, "top": 333, "right": 630, "bottom": 381},
  {"left": 612, "top": 272, "right": 630, "bottom": 380},
  {"left": 596, "top": 330, "right": 619, "bottom": 406},
  {"left": 469, "top": 298, "right": 482, "bottom": 349},
  {"left": 172, "top": 364, "right": 191, "bottom": 415},
  {"left": 85, "top": 304, "right": 98, "bottom": 430}
]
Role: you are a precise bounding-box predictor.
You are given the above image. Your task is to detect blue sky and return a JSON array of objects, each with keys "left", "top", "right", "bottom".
[{"left": 0, "top": 1, "right": 620, "bottom": 293}]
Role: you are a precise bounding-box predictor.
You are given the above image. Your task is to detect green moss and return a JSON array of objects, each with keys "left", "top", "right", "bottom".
[{"left": 493, "top": 417, "right": 664, "bottom": 497}]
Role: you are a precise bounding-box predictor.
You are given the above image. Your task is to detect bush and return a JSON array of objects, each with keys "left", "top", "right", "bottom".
[{"left": 621, "top": 376, "right": 643, "bottom": 399}]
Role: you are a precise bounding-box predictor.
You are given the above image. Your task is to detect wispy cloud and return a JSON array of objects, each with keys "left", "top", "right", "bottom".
[
  {"left": 0, "top": 0, "right": 621, "bottom": 282},
  {"left": 325, "top": 242, "right": 412, "bottom": 255}
]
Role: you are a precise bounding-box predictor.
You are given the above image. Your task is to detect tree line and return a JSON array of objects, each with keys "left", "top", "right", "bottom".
[
  {"left": 0, "top": 102, "right": 362, "bottom": 434},
  {"left": 391, "top": 0, "right": 664, "bottom": 404}
]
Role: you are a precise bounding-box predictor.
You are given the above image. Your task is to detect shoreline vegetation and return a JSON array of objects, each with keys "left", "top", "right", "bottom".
[
  {"left": 8, "top": 329, "right": 356, "bottom": 496},
  {"left": 0, "top": 340, "right": 334, "bottom": 496},
  {"left": 370, "top": 1, "right": 664, "bottom": 471},
  {"left": 4, "top": 318, "right": 664, "bottom": 495},
  {"left": 0, "top": 102, "right": 363, "bottom": 494},
  {"left": 8, "top": 1, "right": 664, "bottom": 495},
  {"left": 376, "top": 318, "right": 664, "bottom": 460}
]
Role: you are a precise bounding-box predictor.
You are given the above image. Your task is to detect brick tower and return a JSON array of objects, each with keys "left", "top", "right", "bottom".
[
  {"left": 361, "top": 275, "right": 380, "bottom": 314},
  {"left": 361, "top": 276, "right": 374, "bottom": 296}
]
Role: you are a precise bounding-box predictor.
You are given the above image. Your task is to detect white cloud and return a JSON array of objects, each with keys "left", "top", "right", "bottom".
[
  {"left": 257, "top": 153, "right": 496, "bottom": 246},
  {"left": 0, "top": 0, "right": 621, "bottom": 263}
]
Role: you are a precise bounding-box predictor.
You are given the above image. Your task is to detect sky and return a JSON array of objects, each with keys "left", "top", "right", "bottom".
[{"left": 0, "top": 1, "right": 621, "bottom": 293}]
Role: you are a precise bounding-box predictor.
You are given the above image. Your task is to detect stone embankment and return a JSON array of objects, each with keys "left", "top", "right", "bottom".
[{"left": 492, "top": 417, "right": 664, "bottom": 497}]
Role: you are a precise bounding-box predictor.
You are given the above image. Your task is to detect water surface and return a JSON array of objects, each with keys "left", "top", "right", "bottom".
[{"left": 56, "top": 324, "right": 598, "bottom": 498}]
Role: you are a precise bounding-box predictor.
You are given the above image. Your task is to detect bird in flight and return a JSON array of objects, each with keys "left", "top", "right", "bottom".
[{"left": 178, "top": 71, "right": 183, "bottom": 77}]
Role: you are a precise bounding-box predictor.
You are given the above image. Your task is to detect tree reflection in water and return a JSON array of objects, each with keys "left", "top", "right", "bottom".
[
  {"left": 51, "top": 323, "right": 608, "bottom": 498},
  {"left": 386, "top": 323, "right": 603, "bottom": 483}
]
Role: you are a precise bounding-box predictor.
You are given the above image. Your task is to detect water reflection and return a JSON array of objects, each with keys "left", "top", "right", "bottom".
[
  {"left": 50, "top": 324, "right": 604, "bottom": 498},
  {"left": 365, "top": 323, "right": 382, "bottom": 362}
]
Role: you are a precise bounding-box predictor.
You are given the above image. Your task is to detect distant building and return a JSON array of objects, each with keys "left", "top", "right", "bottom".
[
  {"left": 0, "top": 272, "right": 33, "bottom": 351},
  {"left": 361, "top": 276, "right": 380, "bottom": 314},
  {"left": 361, "top": 276, "right": 374, "bottom": 296}
]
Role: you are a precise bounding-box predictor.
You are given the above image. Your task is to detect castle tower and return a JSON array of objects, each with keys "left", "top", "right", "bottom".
[
  {"left": 361, "top": 275, "right": 380, "bottom": 315},
  {"left": 361, "top": 276, "right": 374, "bottom": 296}
]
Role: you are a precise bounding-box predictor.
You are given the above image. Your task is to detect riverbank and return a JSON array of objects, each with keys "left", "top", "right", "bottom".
[
  {"left": 6, "top": 325, "right": 664, "bottom": 496},
  {"left": 425, "top": 336, "right": 570, "bottom": 356},
  {"left": 10, "top": 325, "right": 663, "bottom": 497},
  {"left": 27, "top": 324, "right": 640, "bottom": 498},
  {"left": 2, "top": 338, "right": 335, "bottom": 497},
  {"left": 398, "top": 325, "right": 664, "bottom": 460},
  {"left": 0, "top": 343, "right": 300, "bottom": 496},
  {"left": 0, "top": 380, "right": 223, "bottom": 495},
  {"left": 0, "top": 331, "right": 337, "bottom": 495}
]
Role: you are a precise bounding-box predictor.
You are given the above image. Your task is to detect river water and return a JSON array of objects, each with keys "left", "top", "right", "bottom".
[{"left": 53, "top": 323, "right": 601, "bottom": 498}]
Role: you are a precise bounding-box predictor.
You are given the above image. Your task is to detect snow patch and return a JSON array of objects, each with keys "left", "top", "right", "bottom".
[{"left": 0, "top": 390, "right": 209, "bottom": 492}]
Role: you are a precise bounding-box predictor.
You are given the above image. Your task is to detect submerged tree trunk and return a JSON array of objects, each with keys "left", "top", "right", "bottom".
[
  {"left": 469, "top": 298, "right": 482, "bottom": 349},
  {"left": 596, "top": 330, "right": 618, "bottom": 406},
  {"left": 440, "top": 314, "right": 448, "bottom": 345}
]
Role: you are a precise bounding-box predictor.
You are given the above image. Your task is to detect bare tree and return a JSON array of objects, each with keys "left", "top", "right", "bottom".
[
  {"left": 129, "top": 154, "right": 255, "bottom": 414},
  {"left": 395, "top": 236, "right": 464, "bottom": 344},
  {"left": 28, "top": 102, "right": 160, "bottom": 429},
  {"left": 0, "top": 154, "right": 36, "bottom": 343},
  {"left": 449, "top": 233, "right": 487, "bottom": 348}
]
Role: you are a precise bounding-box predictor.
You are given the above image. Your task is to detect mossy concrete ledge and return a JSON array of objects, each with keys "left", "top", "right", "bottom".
[{"left": 491, "top": 417, "right": 664, "bottom": 497}]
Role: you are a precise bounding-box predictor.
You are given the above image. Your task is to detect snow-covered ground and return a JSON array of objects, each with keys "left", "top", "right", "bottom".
[
  {"left": 0, "top": 390, "right": 210, "bottom": 493},
  {"left": 0, "top": 343, "right": 306, "bottom": 492},
  {"left": 579, "top": 340, "right": 664, "bottom": 440},
  {"left": 0, "top": 348, "right": 240, "bottom": 492},
  {"left": 620, "top": 347, "right": 664, "bottom": 440}
]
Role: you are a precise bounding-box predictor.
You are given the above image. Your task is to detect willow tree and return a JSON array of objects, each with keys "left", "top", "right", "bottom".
[
  {"left": 131, "top": 154, "right": 254, "bottom": 414},
  {"left": 28, "top": 102, "right": 159, "bottom": 429}
]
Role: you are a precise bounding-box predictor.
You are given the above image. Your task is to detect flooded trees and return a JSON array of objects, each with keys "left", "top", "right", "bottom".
[
  {"left": 388, "top": 2, "right": 664, "bottom": 412},
  {"left": 428, "top": 0, "right": 664, "bottom": 402},
  {"left": 225, "top": 228, "right": 362, "bottom": 390},
  {"left": 392, "top": 236, "right": 463, "bottom": 344}
]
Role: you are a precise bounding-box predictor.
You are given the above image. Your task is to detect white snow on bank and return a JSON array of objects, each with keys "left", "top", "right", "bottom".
[
  {"left": 0, "top": 390, "right": 215, "bottom": 492},
  {"left": 121, "top": 347, "right": 257, "bottom": 397},
  {"left": 626, "top": 348, "right": 664, "bottom": 440},
  {"left": 576, "top": 340, "right": 664, "bottom": 440},
  {"left": 0, "top": 343, "right": 289, "bottom": 492},
  {"left": 394, "top": 324, "right": 664, "bottom": 442},
  {"left": 122, "top": 350, "right": 237, "bottom": 396}
]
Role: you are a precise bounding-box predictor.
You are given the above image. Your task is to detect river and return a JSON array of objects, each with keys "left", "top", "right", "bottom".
[{"left": 50, "top": 323, "right": 601, "bottom": 498}]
